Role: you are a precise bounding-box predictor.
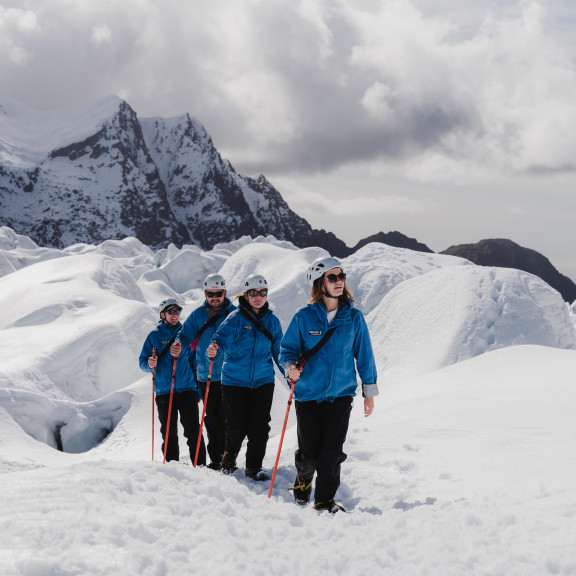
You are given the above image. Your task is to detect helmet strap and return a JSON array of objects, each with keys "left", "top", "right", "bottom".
[{"left": 323, "top": 290, "right": 339, "bottom": 299}]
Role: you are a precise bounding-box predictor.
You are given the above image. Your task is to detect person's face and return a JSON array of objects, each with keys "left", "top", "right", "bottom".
[
  {"left": 161, "top": 307, "right": 181, "bottom": 325},
  {"left": 245, "top": 288, "right": 268, "bottom": 310},
  {"left": 322, "top": 267, "right": 346, "bottom": 298},
  {"left": 205, "top": 289, "right": 227, "bottom": 310}
]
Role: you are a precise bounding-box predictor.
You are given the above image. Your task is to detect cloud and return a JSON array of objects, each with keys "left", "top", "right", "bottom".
[
  {"left": 91, "top": 25, "right": 112, "bottom": 44},
  {"left": 0, "top": 7, "right": 40, "bottom": 65},
  {"left": 1, "top": 0, "right": 576, "bottom": 181}
]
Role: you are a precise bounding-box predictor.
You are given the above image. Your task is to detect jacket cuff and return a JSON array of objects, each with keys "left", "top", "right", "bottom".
[{"left": 362, "top": 383, "right": 379, "bottom": 398}]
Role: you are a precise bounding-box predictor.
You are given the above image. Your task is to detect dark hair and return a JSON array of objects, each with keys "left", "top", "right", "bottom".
[{"left": 309, "top": 276, "right": 355, "bottom": 304}]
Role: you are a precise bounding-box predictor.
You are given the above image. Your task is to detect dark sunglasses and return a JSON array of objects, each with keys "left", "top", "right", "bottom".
[
  {"left": 324, "top": 272, "right": 346, "bottom": 283},
  {"left": 205, "top": 290, "right": 224, "bottom": 298},
  {"left": 247, "top": 288, "right": 268, "bottom": 297},
  {"left": 166, "top": 308, "right": 181, "bottom": 315}
]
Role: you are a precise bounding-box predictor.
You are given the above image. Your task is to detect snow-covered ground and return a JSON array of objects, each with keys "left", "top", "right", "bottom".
[{"left": 1, "top": 225, "right": 575, "bottom": 576}]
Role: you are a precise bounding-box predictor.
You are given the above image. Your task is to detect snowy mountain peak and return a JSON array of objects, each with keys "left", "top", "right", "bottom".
[{"left": 0, "top": 97, "right": 345, "bottom": 254}]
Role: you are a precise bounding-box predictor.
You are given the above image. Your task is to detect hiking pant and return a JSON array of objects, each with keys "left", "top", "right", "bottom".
[
  {"left": 198, "top": 380, "right": 226, "bottom": 466},
  {"left": 222, "top": 382, "right": 274, "bottom": 469},
  {"left": 156, "top": 390, "right": 206, "bottom": 464},
  {"left": 294, "top": 395, "right": 353, "bottom": 503}
]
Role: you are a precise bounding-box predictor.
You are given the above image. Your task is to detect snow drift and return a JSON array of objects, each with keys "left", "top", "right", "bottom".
[{"left": 1, "top": 225, "right": 576, "bottom": 575}]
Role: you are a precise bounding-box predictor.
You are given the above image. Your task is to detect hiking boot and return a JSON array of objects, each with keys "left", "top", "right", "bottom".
[
  {"left": 245, "top": 468, "right": 270, "bottom": 481},
  {"left": 220, "top": 451, "right": 238, "bottom": 475},
  {"left": 313, "top": 499, "right": 346, "bottom": 513},
  {"left": 289, "top": 474, "right": 314, "bottom": 506},
  {"left": 207, "top": 461, "right": 221, "bottom": 471}
]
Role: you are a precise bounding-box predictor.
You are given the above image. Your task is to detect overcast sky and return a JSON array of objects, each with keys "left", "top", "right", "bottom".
[{"left": 2, "top": 0, "right": 576, "bottom": 281}]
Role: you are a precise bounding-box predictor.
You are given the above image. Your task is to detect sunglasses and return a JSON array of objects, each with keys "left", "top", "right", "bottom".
[
  {"left": 247, "top": 289, "right": 268, "bottom": 297},
  {"left": 205, "top": 290, "right": 224, "bottom": 298},
  {"left": 166, "top": 308, "right": 181, "bottom": 315},
  {"left": 324, "top": 272, "right": 347, "bottom": 283}
]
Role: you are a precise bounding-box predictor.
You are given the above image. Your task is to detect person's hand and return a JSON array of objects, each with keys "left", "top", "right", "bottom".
[
  {"left": 364, "top": 397, "right": 374, "bottom": 417},
  {"left": 148, "top": 356, "right": 158, "bottom": 369},
  {"left": 171, "top": 341, "right": 182, "bottom": 357},
  {"left": 288, "top": 364, "right": 302, "bottom": 382},
  {"left": 207, "top": 342, "right": 219, "bottom": 358}
]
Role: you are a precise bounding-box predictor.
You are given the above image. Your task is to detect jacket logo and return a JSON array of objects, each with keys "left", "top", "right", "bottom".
[
  {"left": 244, "top": 325, "right": 253, "bottom": 330},
  {"left": 308, "top": 330, "right": 323, "bottom": 336}
]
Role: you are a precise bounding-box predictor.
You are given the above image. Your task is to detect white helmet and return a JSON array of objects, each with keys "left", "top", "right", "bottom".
[
  {"left": 204, "top": 273, "right": 226, "bottom": 291},
  {"left": 244, "top": 274, "right": 268, "bottom": 291},
  {"left": 158, "top": 298, "right": 182, "bottom": 313},
  {"left": 306, "top": 256, "right": 343, "bottom": 286}
]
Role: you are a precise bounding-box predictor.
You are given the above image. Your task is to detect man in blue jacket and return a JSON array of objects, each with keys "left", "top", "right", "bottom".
[
  {"left": 139, "top": 298, "right": 205, "bottom": 464},
  {"left": 171, "top": 274, "right": 236, "bottom": 470}
]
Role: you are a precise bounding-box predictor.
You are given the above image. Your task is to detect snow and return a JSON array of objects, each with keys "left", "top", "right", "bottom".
[
  {"left": 1, "top": 225, "right": 576, "bottom": 575},
  {"left": 0, "top": 96, "right": 124, "bottom": 169}
]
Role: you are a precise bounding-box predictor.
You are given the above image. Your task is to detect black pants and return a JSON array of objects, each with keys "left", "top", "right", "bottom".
[
  {"left": 222, "top": 383, "right": 274, "bottom": 470},
  {"left": 198, "top": 380, "right": 225, "bottom": 466},
  {"left": 294, "top": 396, "right": 353, "bottom": 503},
  {"left": 156, "top": 390, "right": 206, "bottom": 464}
]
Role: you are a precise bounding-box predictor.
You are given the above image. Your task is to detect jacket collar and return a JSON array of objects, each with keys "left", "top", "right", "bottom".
[
  {"left": 309, "top": 299, "right": 351, "bottom": 320},
  {"left": 158, "top": 320, "right": 182, "bottom": 331},
  {"left": 239, "top": 296, "right": 269, "bottom": 319}
]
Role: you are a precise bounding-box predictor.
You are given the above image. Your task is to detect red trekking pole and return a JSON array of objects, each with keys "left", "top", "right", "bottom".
[
  {"left": 194, "top": 357, "right": 214, "bottom": 467},
  {"left": 151, "top": 349, "right": 156, "bottom": 461},
  {"left": 268, "top": 376, "right": 297, "bottom": 498},
  {"left": 163, "top": 356, "right": 178, "bottom": 464}
]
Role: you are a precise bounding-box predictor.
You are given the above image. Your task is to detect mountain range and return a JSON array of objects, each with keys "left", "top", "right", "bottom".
[{"left": 1, "top": 96, "right": 574, "bottom": 302}]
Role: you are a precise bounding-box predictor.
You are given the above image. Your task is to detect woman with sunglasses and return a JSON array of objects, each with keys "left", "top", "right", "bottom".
[
  {"left": 207, "top": 274, "right": 284, "bottom": 480},
  {"left": 139, "top": 298, "right": 206, "bottom": 464},
  {"left": 280, "top": 256, "right": 378, "bottom": 513}
]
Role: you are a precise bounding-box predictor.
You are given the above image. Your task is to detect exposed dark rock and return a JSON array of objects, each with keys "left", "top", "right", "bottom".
[{"left": 349, "top": 231, "right": 433, "bottom": 255}]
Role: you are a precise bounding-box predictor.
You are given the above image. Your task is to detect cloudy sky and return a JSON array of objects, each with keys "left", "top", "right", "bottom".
[{"left": 2, "top": 0, "right": 576, "bottom": 280}]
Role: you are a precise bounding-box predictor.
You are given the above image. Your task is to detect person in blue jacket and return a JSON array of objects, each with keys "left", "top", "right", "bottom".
[
  {"left": 171, "top": 274, "right": 236, "bottom": 471},
  {"left": 139, "top": 298, "right": 206, "bottom": 464},
  {"left": 280, "top": 256, "right": 378, "bottom": 513},
  {"left": 207, "top": 274, "right": 284, "bottom": 480}
]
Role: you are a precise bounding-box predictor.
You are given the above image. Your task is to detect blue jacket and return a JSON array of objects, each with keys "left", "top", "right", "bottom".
[
  {"left": 280, "top": 300, "right": 378, "bottom": 403},
  {"left": 211, "top": 299, "right": 284, "bottom": 388},
  {"left": 176, "top": 298, "right": 236, "bottom": 382},
  {"left": 139, "top": 321, "right": 198, "bottom": 396}
]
